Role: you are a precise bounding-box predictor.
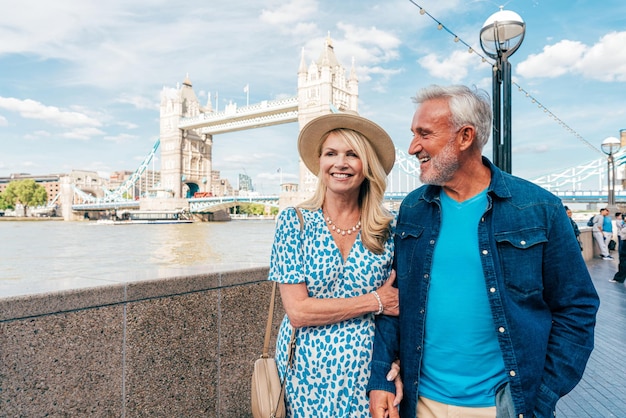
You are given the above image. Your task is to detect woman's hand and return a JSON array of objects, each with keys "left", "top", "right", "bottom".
[
  {"left": 376, "top": 269, "right": 399, "bottom": 316},
  {"left": 386, "top": 360, "right": 403, "bottom": 407}
]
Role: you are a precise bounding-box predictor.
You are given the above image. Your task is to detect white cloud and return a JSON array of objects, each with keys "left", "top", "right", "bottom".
[
  {"left": 61, "top": 127, "right": 106, "bottom": 141},
  {"left": 260, "top": 0, "right": 318, "bottom": 25},
  {"left": 516, "top": 40, "right": 586, "bottom": 78},
  {"left": 516, "top": 31, "right": 626, "bottom": 82},
  {"left": 418, "top": 49, "right": 477, "bottom": 83},
  {"left": 115, "top": 121, "right": 139, "bottom": 130},
  {"left": 115, "top": 94, "right": 158, "bottom": 110},
  {"left": 104, "top": 133, "right": 140, "bottom": 143},
  {"left": 578, "top": 31, "right": 626, "bottom": 82},
  {"left": 337, "top": 23, "right": 401, "bottom": 64},
  {"left": 0, "top": 97, "right": 102, "bottom": 128},
  {"left": 0, "top": 114, "right": 7, "bottom": 127}
]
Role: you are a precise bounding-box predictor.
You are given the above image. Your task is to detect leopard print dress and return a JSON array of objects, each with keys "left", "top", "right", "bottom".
[{"left": 269, "top": 207, "right": 395, "bottom": 417}]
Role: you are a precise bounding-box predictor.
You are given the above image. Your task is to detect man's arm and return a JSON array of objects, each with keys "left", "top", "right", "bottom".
[
  {"left": 535, "top": 209, "right": 599, "bottom": 416},
  {"left": 367, "top": 313, "right": 400, "bottom": 416}
]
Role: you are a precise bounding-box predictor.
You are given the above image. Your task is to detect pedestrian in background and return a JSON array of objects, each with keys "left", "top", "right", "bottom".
[
  {"left": 603, "top": 208, "right": 615, "bottom": 251},
  {"left": 592, "top": 208, "right": 612, "bottom": 260},
  {"left": 565, "top": 206, "right": 582, "bottom": 251},
  {"left": 615, "top": 212, "right": 623, "bottom": 252},
  {"left": 610, "top": 212, "right": 626, "bottom": 284}
]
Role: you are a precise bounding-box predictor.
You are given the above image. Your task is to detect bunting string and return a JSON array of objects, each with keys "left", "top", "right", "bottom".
[{"left": 408, "top": 0, "right": 602, "bottom": 155}]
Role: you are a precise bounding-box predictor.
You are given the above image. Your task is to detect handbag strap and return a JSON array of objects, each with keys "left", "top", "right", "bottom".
[
  {"left": 263, "top": 207, "right": 304, "bottom": 358},
  {"left": 261, "top": 281, "right": 278, "bottom": 358},
  {"left": 273, "top": 207, "right": 304, "bottom": 415}
]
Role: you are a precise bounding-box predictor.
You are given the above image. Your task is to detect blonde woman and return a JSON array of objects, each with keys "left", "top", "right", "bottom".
[{"left": 269, "top": 113, "right": 399, "bottom": 417}]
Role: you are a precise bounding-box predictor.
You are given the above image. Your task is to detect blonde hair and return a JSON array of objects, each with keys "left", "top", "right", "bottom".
[{"left": 298, "top": 128, "right": 393, "bottom": 254}]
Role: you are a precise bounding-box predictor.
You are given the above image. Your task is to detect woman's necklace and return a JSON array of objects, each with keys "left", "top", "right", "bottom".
[{"left": 325, "top": 213, "right": 361, "bottom": 236}]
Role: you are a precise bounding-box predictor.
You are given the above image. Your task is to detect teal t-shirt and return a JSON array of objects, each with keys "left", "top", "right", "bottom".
[{"left": 419, "top": 189, "right": 506, "bottom": 407}]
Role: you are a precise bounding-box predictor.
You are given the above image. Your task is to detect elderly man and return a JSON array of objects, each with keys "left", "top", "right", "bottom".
[{"left": 368, "top": 85, "right": 599, "bottom": 418}]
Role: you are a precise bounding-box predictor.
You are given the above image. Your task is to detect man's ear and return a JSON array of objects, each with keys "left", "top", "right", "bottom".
[{"left": 457, "top": 126, "right": 476, "bottom": 151}]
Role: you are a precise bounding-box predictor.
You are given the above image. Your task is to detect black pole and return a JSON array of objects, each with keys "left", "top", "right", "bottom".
[
  {"left": 492, "top": 61, "right": 502, "bottom": 170},
  {"left": 608, "top": 154, "right": 615, "bottom": 208},
  {"left": 502, "top": 57, "right": 512, "bottom": 174}
]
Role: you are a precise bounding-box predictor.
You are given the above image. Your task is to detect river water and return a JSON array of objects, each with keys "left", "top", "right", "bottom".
[{"left": 0, "top": 219, "right": 277, "bottom": 297}]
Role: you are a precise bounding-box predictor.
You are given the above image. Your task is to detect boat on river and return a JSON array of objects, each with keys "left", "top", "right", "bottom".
[{"left": 96, "top": 209, "right": 193, "bottom": 225}]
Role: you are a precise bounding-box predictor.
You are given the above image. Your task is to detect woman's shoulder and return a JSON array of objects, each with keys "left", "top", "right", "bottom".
[{"left": 278, "top": 207, "right": 320, "bottom": 227}]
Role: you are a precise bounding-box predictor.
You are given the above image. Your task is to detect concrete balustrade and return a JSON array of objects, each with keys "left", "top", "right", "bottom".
[{"left": 0, "top": 266, "right": 280, "bottom": 417}]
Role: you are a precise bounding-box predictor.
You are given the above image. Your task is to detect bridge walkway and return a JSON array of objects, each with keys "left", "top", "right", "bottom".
[{"left": 557, "top": 255, "right": 626, "bottom": 416}]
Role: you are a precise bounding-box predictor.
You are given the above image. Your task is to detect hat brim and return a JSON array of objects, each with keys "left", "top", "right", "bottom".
[{"left": 297, "top": 113, "right": 395, "bottom": 176}]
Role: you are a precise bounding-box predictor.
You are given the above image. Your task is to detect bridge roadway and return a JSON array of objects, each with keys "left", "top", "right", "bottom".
[
  {"left": 71, "top": 192, "right": 410, "bottom": 212},
  {"left": 71, "top": 189, "right": 626, "bottom": 213}
]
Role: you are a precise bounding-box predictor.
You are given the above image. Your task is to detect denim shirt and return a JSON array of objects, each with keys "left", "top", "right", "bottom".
[{"left": 368, "top": 158, "right": 599, "bottom": 418}]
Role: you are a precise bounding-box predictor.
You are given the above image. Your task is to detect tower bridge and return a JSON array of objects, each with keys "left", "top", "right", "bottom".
[
  {"left": 65, "top": 35, "right": 362, "bottom": 219},
  {"left": 65, "top": 35, "right": 625, "bottom": 220}
]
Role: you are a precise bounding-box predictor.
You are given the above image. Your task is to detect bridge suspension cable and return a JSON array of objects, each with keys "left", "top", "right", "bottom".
[
  {"left": 71, "top": 138, "right": 161, "bottom": 207},
  {"left": 105, "top": 138, "right": 160, "bottom": 200},
  {"left": 406, "top": 0, "right": 597, "bottom": 154}
]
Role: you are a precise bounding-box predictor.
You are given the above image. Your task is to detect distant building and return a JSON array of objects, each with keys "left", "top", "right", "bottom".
[
  {"left": 67, "top": 170, "right": 107, "bottom": 200},
  {"left": 109, "top": 170, "right": 161, "bottom": 198},
  {"left": 210, "top": 170, "right": 234, "bottom": 196},
  {"left": 238, "top": 173, "right": 254, "bottom": 192}
]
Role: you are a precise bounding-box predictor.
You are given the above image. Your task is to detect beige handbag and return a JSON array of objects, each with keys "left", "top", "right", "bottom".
[{"left": 251, "top": 281, "right": 296, "bottom": 418}]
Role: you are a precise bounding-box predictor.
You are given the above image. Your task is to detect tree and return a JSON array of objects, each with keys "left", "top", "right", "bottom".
[
  {"left": 0, "top": 192, "right": 9, "bottom": 210},
  {"left": 2, "top": 179, "right": 47, "bottom": 212}
]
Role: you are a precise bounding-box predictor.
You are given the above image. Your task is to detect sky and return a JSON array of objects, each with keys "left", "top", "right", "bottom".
[{"left": 0, "top": 0, "right": 625, "bottom": 195}]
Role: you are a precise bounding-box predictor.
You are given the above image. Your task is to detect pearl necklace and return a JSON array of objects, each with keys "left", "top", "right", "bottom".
[{"left": 325, "top": 214, "right": 361, "bottom": 236}]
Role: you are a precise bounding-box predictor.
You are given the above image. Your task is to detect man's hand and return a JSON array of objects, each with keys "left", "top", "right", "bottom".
[{"left": 369, "top": 390, "right": 400, "bottom": 418}]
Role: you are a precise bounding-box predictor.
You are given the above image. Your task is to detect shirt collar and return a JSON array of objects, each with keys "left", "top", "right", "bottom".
[{"left": 421, "top": 157, "right": 512, "bottom": 203}]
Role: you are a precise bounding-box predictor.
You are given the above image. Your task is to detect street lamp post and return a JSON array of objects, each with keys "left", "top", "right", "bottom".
[
  {"left": 480, "top": 7, "right": 526, "bottom": 174},
  {"left": 601, "top": 136, "right": 621, "bottom": 210}
]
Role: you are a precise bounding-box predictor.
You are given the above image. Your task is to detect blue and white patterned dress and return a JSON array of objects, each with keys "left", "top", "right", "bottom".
[{"left": 269, "top": 207, "right": 394, "bottom": 417}]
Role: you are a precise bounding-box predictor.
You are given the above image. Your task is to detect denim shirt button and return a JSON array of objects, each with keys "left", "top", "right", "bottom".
[
  {"left": 482, "top": 249, "right": 488, "bottom": 255},
  {"left": 498, "top": 327, "right": 505, "bottom": 333},
  {"left": 520, "top": 240, "right": 526, "bottom": 246},
  {"left": 490, "top": 287, "right": 496, "bottom": 293},
  {"left": 429, "top": 239, "right": 435, "bottom": 245},
  {"left": 509, "top": 370, "right": 516, "bottom": 377}
]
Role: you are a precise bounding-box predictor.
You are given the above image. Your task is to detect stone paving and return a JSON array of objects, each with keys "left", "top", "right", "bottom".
[{"left": 556, "top": 256, "right": 626, "bottom": 417}]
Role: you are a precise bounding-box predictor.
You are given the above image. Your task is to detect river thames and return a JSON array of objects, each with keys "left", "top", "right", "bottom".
[{"left": 0, "top": 219, "right": 276, "bottom": 297}]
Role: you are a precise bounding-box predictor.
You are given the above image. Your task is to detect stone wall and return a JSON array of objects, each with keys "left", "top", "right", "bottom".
[
  {"left": 0, "top": 231, "right": 598, "bottom": 417},
  {"left": 0, "top": 266, "right": 280, "bottom": 417}
]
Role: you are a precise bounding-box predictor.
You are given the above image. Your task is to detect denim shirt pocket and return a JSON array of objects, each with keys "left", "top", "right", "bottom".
[
  {"left": 395, "top": 223, "right": 425, "bottom": 277},
  {"left": 494, "top": 228, "right": 547, "bottom": 297}
]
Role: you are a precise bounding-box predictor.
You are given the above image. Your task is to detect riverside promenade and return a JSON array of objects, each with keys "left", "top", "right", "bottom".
[
  {"left": 0, "top": 239, "right": 625, "bottom": 416},
  {"left": 556, "top": 255, "right": 626, "bottom": 417}
]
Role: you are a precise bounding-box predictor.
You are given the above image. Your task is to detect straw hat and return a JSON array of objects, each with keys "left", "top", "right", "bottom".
[{"left": 297, "top": 113, "right": 395, "bottom": 175}]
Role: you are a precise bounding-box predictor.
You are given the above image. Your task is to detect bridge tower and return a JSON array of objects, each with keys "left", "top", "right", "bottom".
[
  {"left": 157, "top": 35, "right": 358, "bottom": 202},
  {"left": 159, "top": 75, "right": 213, "bottom": 198},
  {"left": 296, "top": 35, "right": 359, "bottom": 195}
]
